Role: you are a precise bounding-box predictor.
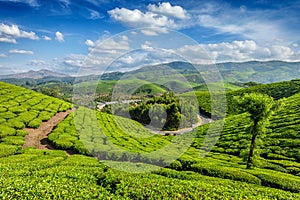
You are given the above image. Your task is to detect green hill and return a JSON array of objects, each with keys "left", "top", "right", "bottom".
[
  {"left": 1, "top": 81, "right": 300, "bottom": 199},
  {"left": 184, "top": 79, "right": 300, "bottom": 118},
  {"left": 200, "top": 92, "right": 300, "bottom": 164},
  {"left": 0, "top": 82, "right": 72, "bottom": 158}
]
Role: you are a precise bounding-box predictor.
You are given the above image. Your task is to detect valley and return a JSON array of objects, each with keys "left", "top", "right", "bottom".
[{"left": 1, "top": 63, "right": 300, "bottom": 198}]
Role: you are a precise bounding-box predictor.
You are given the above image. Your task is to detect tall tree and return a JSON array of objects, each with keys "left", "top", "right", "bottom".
[{"left": 237, "top": 93, "right": 283, "bottom": 169}]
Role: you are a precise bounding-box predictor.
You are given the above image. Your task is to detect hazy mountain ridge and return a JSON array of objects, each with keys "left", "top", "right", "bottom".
[
  {"left": 0, "top": 69, "right": 68, "bottom": 79},
  {"left": 1, "top": 60, "right": 300, "bottom": 84}
]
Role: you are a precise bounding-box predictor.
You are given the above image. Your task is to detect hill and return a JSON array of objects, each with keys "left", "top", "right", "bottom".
[
  {"left": 183, "top": 79, "right": 300, "bottom": 118},
  {"left": 0, "top": 69, "right": 68, "bottom": 79},
  {"left": 0, "top": 81, "right": 72, "bottom": 157},
  {"left": 1, "top": 81, "right": 300, "bottom": 199},
  {"left": 48, "top": 86, "right": 300, "bottom": 194},
  {"left": 2, "top": 60, "right": 300, "bottom": 103},
  {"left": 131, "top": 60, "right": 300, "bottom": 84}
]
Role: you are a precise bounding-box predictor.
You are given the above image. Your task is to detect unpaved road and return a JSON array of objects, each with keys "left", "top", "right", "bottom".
[
  {"left": 149, "top": 114, "right": 212, "bottom": 135},
  {"left": 23, "top": 108, "right": 75, "bottom": 151}
]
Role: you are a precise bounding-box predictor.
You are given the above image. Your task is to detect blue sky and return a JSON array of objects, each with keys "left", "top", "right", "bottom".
[{"left": 0, "top": 0, "right": 300, "bottom": 75}]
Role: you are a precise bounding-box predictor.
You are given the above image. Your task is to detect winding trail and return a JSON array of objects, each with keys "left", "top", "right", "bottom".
[
  {"left": 23, "top": 108, "right": 75, "bottom": 153},
  {"left": 149, "top": 114, "right": 213, "bottom": 135}
]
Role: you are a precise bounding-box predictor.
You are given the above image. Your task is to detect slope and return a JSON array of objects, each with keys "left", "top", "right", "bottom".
[{"left": 0, "top": 81, "right": 72, "bottom": 157}]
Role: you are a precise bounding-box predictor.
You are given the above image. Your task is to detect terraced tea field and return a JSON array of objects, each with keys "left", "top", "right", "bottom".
[{"left": 1, "top": 81, "right": 300, "bottom": 199}]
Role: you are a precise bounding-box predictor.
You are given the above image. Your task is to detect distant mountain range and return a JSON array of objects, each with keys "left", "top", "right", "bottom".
[
  {"left": 1, "top": 61, "right": 300, "bottom": 84},
  {"left": 0, "top": 69, "right": 68, "bottom": 79},
  {"left": 130, "top": 61, "right": 300, "bottom": 83},
  {"left": 214, "top": 60, "right": 300, "bottom": 83},
  {"left": 128, "top": 60, "right": 300, "bottom": 84}
]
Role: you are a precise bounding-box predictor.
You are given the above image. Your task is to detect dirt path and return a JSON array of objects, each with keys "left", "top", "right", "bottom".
[
  {"left": 149, "top": 114, "right": 212, "bottom": 135},
  {"left": 23, "top": 108, "right": 75, "bottom": 153}
]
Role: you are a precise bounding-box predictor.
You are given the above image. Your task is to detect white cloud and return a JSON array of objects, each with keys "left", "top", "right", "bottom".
[
  {"left": 89, "top": 36, "right": 130, "bottom": 54},
  {"left": 83, "top": 36, "right": 131, "bottom": 73},
  {"left": 9, "top": 49, "right": 34, "bottom": 55},
  {"left": 63, "top": 54, "right": 86, "bottom": 67},
  {"left": 108, "top": 2, "right": 189, "bottom": 35},
  {"left": 42, "top": 35, "right": 52, "bottom": 41},
  {"left": 108, "top": 8, "right": 175, "bottom": 28},
  {"left": 141, "top": 41, "right": 153, "bottom": 50},
  {"left": 85, "top": 0, "right": 101, "bottom": 6},
  {"left": 0, "top": 23, "right": 39, "bottom": 43},
  {"left": 174, "top": 40, "right": 300, "bottom": 63},
  {"left": 147, "top": 2, "right": 189, "bottom": 19},
  {"left": 0, "top": 53, "right": 7, "bottom": 58},
  {"left": 194, "top": 3, "right": 296, "bottom": 44},
  {"left": 0, "top": 0, "right": 39, "bottom": 7},
  {"left": 55, "top": 31, "right": 64, "bottom": 42},
  {"left": 85, "top": 39, "right": 94, "bottom": 47},
  {"left": 140, "top": 28, "right": 168, "bottom": 36},
  {"left": 89, "top": 9, "right": 104, "bottom": 19},
  {"left": 28, "top": 59, "right": 47, "bottom": 66},
  {"left": 174, "top": 44, "right": 214, "bottom": 64},
  {"left": 0, "top": 37, "right": 16, "bottom": 43},
  {"left": 270, "top": 45, "right": 294, "bottom": 60},
  {"left": 118, "top": 55, "right": 135, "bottom": 64}
]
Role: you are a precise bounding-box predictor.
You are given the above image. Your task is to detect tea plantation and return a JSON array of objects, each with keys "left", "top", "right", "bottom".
[
  {"left": 1, "top": 81, "right": 300, "bottom": 199},
  {"left": 0, "top": 82, "right": 72, "bottom": 158}
]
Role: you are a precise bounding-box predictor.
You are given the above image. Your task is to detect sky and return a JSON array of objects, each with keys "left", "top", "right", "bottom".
[{"left": 0, "top": 0, "right": 300, "bottom": 75}]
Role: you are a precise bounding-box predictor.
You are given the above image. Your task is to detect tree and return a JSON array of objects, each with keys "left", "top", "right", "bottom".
[{"left": 237, "top": 93, "right": 283, "bottom": 169}]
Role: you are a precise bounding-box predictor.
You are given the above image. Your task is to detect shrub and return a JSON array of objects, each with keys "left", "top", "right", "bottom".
[
  {"left": 6, "top": 119, "right": 25, "bottom": 129},
  {"left": 28, "top": 118, "right": 42, "bottom": 129},
  {"left": 0, "top": 107, "right": 7, "bottom": 112},
  {"left": 0, "top": 125, "right": 16, "bottom": 138},
  {"left": 1, "top": 136, "right": 25, "bottom": 146},
  {"left": 9, "top": 106, "right": 27, "bottom": 114},
  {"left": 0, "top": 144, "right": 20, "bottom": 157},
  {"left": 0, "top": 111, "right": 16, "bottom": 119},
  {"left": 38, "top": 111, "right": 53, "bottom": 121},
  {"left": 250, "top": 170, "right": 300, "bottom": 193},
  {"left": 15, "top": 130, "right": 28, "bottom": 137},
  {"left": 190, "top": 163, "right": 261, "bottom": 185},
  {"left": 168, "top": 160, "right": 183, "bottom": 170}
]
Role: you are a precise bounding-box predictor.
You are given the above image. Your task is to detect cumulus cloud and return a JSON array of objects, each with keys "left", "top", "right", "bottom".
[
  {"left": 147, "top": 2, "right": 189, "bottom": 19},
  {"left": 174, "top": 44, "right": 214, "bottom": 64},
  {"left": 55, "top": 31, "right": 64, "bottom": 42},
  {"left": 9, "top": 49, "right": 34, "bottom": 55},
  {"left": 85, "top": 39, "right": 94, "bottom": 47},
  {"left": 108, "top": 2, "right": 189, "bottom": 35},
  {"left": 140, "top": 28, "right": 169, "bottom": 36},
  {"left": 0, "top": 53, "right": 7, "bottom": 58},
  {"left": 42, "top": 35, "right": 52, "bottom": 41},
  {"left": 63, "top": 54, "right": 86, "bottom": 68},
  {"left": 28, "top": 59, "right": 47, "bottom": 67},
  {"left": 0, "top": 23, "right": 39, "bottom": 43},
  {"left": 108, "top": 8, "right": 175, "bottom": 28},
  {"left": 174, "top": 40, "right": 300, "bottom": 63},
  {"left": 141, "top": 41, "right": 153, "bottom": 50},
  {"left": 79, "top": 35, "right": 132, "bottom": 74},
  {"left": 0, "top": 37, "right": 16, "bottom": 43}
]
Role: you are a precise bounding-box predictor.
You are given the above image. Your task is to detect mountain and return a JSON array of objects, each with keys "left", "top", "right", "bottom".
[
  {"left": 0, "top": 69, "right": 68, "bottom": 79},
  {"left": 129, "top": 60, "right": 300, "bottom": 84},
  {"left": 2, "top": 60, "right": 300, "bottom": 84},
  {"left": 215, "top": 60, "right": 300, "bottom": 83}
]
